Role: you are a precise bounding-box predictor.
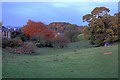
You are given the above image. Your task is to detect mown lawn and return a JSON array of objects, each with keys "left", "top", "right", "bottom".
[
  {"left": 0, "top": 48, "right": 2, "bottom": 79},
  {"left": 0, "top": 37, "right": 2, "bottom": 79},
  {"left": 2, "top": 40, "right": 118, "bottom": 78}
]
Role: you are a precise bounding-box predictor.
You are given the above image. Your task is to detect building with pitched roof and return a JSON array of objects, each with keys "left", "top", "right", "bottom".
[{"left": 1, "top": 26, "right": 14, "bottom": 39}]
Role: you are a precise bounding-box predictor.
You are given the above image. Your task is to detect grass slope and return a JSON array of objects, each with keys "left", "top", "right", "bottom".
[
  {"left": 2, "top": 40, "right": 118, "bottom": 78},
  {"left": 0, "top": 48, "right": 2, "bottom": 79},
  {"left": 0, "top": 37, "right": 2, "bottom": 79}
]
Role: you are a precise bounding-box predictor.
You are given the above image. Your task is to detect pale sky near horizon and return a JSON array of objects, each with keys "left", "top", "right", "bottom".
[
  {"left": 1, "top": 0, "right": 119, "bottom": 2},
  {"left": 1, "top": 2, "right": 118, "bottom": 27}
]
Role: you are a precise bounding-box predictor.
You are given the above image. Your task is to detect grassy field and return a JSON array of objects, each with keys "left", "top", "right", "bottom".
[
  {"left": 0, "top": 37, "right": 2, "bottom": 79},
  {"left": 2, "top": 40, "right": 118, "bottom": 78},
  {"left": 0, "top": 48, "right": 2, "bottom": 79}
]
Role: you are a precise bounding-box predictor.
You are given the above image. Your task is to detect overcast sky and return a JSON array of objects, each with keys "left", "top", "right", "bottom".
[{"left": 2, "top": 2, "right": 118, "bottom": 27}]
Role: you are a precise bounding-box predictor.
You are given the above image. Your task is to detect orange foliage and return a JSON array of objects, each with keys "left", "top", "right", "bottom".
[{"left": 22, "top": 20, "right": 57, "bottom": 40}]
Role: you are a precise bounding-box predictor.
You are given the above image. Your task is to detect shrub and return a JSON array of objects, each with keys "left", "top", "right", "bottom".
[
  {"left": 8, "top": 39, "right": 18, "bottom": 47},
  {"left": 5, "top": 47, "right": 15, "bottom": 53},
  {"left": 35, "top": 43, "right": 44, "bottom": 48},
  {"left": 6, "top": 38, "right": 23, "bottom": 48},
  {"left": 64, "top": 25, "right": 81, "bottom": 42},
  {"left": 32, "top": 34, "right": 46, "bottom": 47},
  {"left": 4, "top": 37, "right": 23, "bottom": 48},
  {"left": 64, "top": 30, "right": 80, "bottom": 42},
  {"left": 83, "top": 26, "right": 90, "bottom": 40},
  {"left": 11, "top": 30, "right": 28, "bottom": 42},
  {"left": 2, "top": 38, "right": 10, "bottom": 48},
  {"left": 51, "top": 35, "right": 70, "bottom": 48},
  {"left": 13, "top": 37, "right": 23, "bottom": 46},
  {"left": 15, "top": 42, "right": 36, "bottom": 55},
  {"left": 77, "top": 34, "right": 84, "bottom": 41}
]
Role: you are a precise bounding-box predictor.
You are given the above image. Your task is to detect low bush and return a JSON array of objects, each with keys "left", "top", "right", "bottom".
[
  {"left": 77, "top": 34, "right": 84, "bottom": 41},
  {"left": 2, "top": 38, "right": 10, "bottom": 48},
  {"left": 51, "top": 35, "right": 70, "bottom": 48},
  {"left": 2, "top": 38, "right": 36, "bottom": 55},
  {"left": 15, "top": 42, "right": 36, "bottom": 55},
  {"left": 2, "top": 38, "right": 23, "bottom": 48}
]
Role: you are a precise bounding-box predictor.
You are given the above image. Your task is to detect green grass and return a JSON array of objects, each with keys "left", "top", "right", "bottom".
[
  {"left": 2, "top": 40, "right": 118, "bottom": 78},
  {"left": 0, "top": 47, "right": 2, "bottom": 79},
  {"left": 0, "top": 37, "right": 2, "bottom": 79}
]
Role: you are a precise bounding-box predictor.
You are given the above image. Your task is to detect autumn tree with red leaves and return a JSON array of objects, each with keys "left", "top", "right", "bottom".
[
  {"left": 22, "top": 20, "right": 57, "bottom": 41},
  {"left": 22, "top": 20, "right": 63, "bottom": 47}
]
